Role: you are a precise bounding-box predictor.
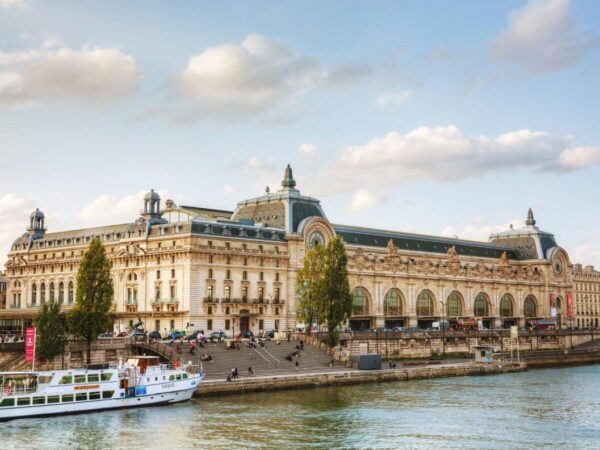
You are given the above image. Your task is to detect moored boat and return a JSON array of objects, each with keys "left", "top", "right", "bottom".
[{"left": 0, "top": 356, "right": 203, "bottom": 421}]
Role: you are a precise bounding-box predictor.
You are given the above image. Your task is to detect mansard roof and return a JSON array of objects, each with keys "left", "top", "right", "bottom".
[{"left": 333, "top": 224, "right": 521, "bottom": 260}]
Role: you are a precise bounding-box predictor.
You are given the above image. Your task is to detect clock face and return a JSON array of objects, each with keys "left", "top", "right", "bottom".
[
  {"left": 308, "top": 231, "right": 325, "bottom": 248},
  {"left": 553, "top": 258, "right": 563, "bottom": 276}
]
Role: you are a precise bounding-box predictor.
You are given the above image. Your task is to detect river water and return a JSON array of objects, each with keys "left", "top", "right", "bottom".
[{"left": 1, "top": 365, "right": 599, "bottom": 449}]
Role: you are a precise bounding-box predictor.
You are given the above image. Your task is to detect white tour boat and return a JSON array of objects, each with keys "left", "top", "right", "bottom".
[{"left": 0, "top": 356, "right": 203, "bottom": 421}]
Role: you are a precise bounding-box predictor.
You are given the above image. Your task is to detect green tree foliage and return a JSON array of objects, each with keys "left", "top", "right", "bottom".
[
  {"left": 34, "top": 299, "right": 66, "bottom": 363},
  {"left": 322, "top": 236, "right": 352, "bottom": 346},
  {"left": 296, "top": 236, "right": 352, "bottom": 346},
  {"left": 296, "top": 244, "right": 327, "bottom": 333},
  {"left": 68, "top": 237, "right": 113, "bottom": 364}
]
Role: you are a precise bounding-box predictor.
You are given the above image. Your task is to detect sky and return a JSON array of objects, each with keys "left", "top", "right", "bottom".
[{"left": 1, "top": 0, "right": 600, "bottom": 268}]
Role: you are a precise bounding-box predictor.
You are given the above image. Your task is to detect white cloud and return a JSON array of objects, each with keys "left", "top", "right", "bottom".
[
  {"left": 317, "top": 125, "right": 600, "bottom": 195},
  {"left": 347, "top": 189, "right": 385, "bottom": 212},
  {"left": 299, "top": 144, "right": 316, "bottom": 157},
  {"left": 79, "top": 191, "right": 159, "bottom": 227},
  {"left": 491, "top": 0, "right": 596, "bottom": 73},
  {"left": 441, "top": 218, "right": 524, "bottom": 242},
  {"left": 571, "top": 234, "right": 600, "bottom": 268},
  {"left": 0, "top": 0, "right": 26, "bottom": 8},
  {"left": 0, "top": 44, "right": 143, "bottom": 105},
  {"left": 376, "top": 90, "right": 411, "bottom": 107},
  {"left": 0, "top": 194, "right": 37, "bottom": 267},
  {"left": 176, "top": 34, "right": 324, "bottom": 118}
]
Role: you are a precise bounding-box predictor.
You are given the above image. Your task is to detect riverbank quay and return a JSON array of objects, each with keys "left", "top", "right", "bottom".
[
  {"left": 194, "top": 361, "right": 526, "bottom": 397},
  {"left": 521, "top": 348, "right": 600, "bottom": 368}
]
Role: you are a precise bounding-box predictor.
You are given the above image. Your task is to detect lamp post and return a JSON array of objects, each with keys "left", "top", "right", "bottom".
[{"left": 440, "top": 300, "right": 446, "bottom": 357}]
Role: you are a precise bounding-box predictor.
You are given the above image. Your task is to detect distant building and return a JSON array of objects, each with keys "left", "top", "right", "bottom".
[
  {"left": 0, "top": 165, "right": 583, "bottom": 334},
  {"left": 572, "top": 264, "right": 600, "bottom": 329},
  {"left": 0, "top": 272, "right": 6, "bottom": 310}
]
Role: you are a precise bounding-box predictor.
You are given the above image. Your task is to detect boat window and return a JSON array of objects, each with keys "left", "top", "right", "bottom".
[
  {"left": 89, "top": 392, "right": 101, "bottom": 400},
  {"left": 163, "top": 376, "right": 165, "bottom": 381},
  {"left": 101, "top": 373, "right": 113, "bottom": 382},
  {"left": 62, "top": 394, "right": 74, "bottom": 402},
  {"left": 182, "top": 373, "right": 188, "bottom": 380},
  {"left": 74, "top": 375, "right": 86, "bottom": 383},
  {"left": 0, "top": 398, "right": 15, "bottom": 407},
  {"left": 75, "top": 393, "right": 87, "bottom": 401},
  {"left": 155, "top": 377, "right": 158, "bottom": 381},
  {"left": 17, "top": 397, "right": 31, "bottom": 406},
  {"left": 87, "top": 374, "right": 100, "bottom": 383},
  {"left": 147, "top": 378, "right": 150, "bottom": 382},
  {"left": 59, "top": 375, "right": 73, "bottom": 384},
  {"left": 37, "top": 376, "right": 53, "bottom": 384},
  {"left": 176, "top": 374, "right": 182, "bottom": 381},
  {"left": 47, "top": 395, "right": 60, "bottom": 404},
  {"left": 169, "top": 375, "right": 175, "bottom": 381},
  {"left": 102, "top": 390, "right": 115, "bottom": 399},
  {"left": 32, "top": 396, "right": 46, "bottom": 405}
]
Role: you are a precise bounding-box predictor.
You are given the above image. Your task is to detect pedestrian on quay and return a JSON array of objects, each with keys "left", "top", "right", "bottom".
[
  {"left": 248, "top": 366, "right": 254, "bottom": 376},
  {"left": 295, "top": 359, "right": 299, "bottom": 371}
]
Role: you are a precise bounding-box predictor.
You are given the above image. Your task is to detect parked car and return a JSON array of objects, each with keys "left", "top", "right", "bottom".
[
  {"left": 116, "top": 331, "right": 128, "bottom": 337},
  {"left": 265, "top": 329, "right": 277, "bottom": 339},
  {"left": 185, "top": 331, "right": 200, "bottom": 341},
  {"left": 169, "top": 331, "right": 184, "bottom": 340},
  {"left": 408, "top": 326, "right": 423, "bottom": 333},
  {"left": 243, "top": 330, "right": 254, "bottom": 339},
  {"left": 148, "top": 331, "right": 162, "bottom": 341},
  {"left": 98, "top": 332, "right": 113, "bottom": 338},
  {"left": 209, "top": 331, "right": 228, "bottom": 342},
  {"left": 130, "top": 331, "right": 144, "bottom": 338},
  {"left": 392, "top": 327, "right": 405, "bottom": 332}
]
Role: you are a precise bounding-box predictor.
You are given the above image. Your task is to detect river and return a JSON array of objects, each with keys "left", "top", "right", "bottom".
[{"left": 1, "top": 365, "right": 599, "bottom": 449}]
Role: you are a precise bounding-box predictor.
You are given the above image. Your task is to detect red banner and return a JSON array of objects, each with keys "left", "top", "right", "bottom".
[
  {"left": 25, "top": 327, "right": 36, "bottom": 364},
  {"left": 567, "top": 292, "right": 574, "bottom": 318}
]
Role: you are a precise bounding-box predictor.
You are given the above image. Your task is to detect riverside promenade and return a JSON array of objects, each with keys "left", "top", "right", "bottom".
[{"left": 195, "top": 360, "right": 527, "bottom": 397}]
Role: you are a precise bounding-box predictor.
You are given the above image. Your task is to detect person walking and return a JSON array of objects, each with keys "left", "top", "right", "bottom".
[
  {"left": 295, "top": 359, "right": 299, "bottom": 371},
  {"left": 248, "top": 366, "right": 254, "bottom": 376}
]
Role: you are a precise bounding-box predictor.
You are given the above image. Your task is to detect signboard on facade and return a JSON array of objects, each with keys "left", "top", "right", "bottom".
[
  {"left": 567, "top": 292, "right": 574, "bottom": 317},
  {"left": 551, "top": 307, "right": 557, "bottom": 317},
  {"left": 25, "top": 326, "right": 36, "bottom": 364}
]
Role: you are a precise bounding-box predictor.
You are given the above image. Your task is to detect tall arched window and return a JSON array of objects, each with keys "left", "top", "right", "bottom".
[
  {"left": 352, "top": 288, "right": 369, "bottom": 316},
  {"left": 68, "top": 281, "right": 74, "bottom": 304},
  {"left": 31, "top": 283, "right": 37, "bottom": 306},
  {"left": 384, "top": 290, "right": 402, "bottom": 316},
  {"left": 416, "top": 291, "right": 434, "bottom": 316},
  {"left": 524, "top": 295, "right": 537, "bottom": 318},
  {"left": 49, "top": 282, "right": 55, "bottom": 302},
  {"left": 474, "top": 293, "right": 490, "bottom": 317},
  {"left": 446, "top": 291, "right": 463, "bottom": 317},
  {"left": 58, "top": 282, "right": 64, "bottom": 304},
  {"left": 500, "top": 294, "right": 514, "bottom": 317},
  {"left": 40, "top": 283, "right": 46, "bottom": 304}
]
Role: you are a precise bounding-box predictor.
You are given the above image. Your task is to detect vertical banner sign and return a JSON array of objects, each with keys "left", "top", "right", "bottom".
[
  {"left": 567, "top": 292, "right": 574, "bottom": 318},
  {"left": 25, "top": 326, "right": 36, "bottom": 363}
]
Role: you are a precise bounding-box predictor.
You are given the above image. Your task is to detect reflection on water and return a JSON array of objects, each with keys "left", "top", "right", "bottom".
[{"left": 1, "top": 365, "right": 600, "bottom": 449}]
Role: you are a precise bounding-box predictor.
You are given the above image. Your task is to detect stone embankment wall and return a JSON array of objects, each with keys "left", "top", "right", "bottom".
[{"left": 195, "top": 362, "right": 527, "bottom": 397}]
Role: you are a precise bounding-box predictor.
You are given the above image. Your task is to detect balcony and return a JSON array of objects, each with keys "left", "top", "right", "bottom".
[
  {"left": 272, "top": 299, "right": 286, "bottom": 305},
  {"left": 9, "top": 303, "right": 22, "bottom": 309},
  {"left": 203, "top": 297, "right": 218, "bottom": 303},
  {"left": 253, "top": 298, "right": 266, "bottom": 304}
]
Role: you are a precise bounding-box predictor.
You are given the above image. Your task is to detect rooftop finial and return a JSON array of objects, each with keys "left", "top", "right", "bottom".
[
  {"left": 281, "top": 163, "right": 296, "bottom": 189},
  {"left": 526, "top": 207, "right": 536, "bottom": 227}
]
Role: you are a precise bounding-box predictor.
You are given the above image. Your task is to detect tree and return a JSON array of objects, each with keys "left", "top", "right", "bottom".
[
  {"left": 68, "top": 237, "right": 113, "bottom": 364},
  {"left": 296, "top": 244, "right": 327, "bottom": 334},
  {"left": 34, "top": 299, "right": 66, "bottom": 365},
  {"left": 296, "top": 236, "right": 352, "bottom": 347},
  {"left": 322, "top": 236, "right": 352, "bottom": 347}
]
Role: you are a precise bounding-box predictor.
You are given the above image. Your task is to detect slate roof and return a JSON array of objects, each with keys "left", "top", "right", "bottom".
[{"left": 333, "top": 224, "right": 520, "bottom": 260}]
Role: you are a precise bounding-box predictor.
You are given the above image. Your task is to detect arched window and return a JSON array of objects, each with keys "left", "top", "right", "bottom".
[
  {"left": 58, "top": 282, "right": 64, "bottom": 304},
  {"left": 524, "top": 295, "right": 537, "bottom": 318},
  {"left": 68, "top": 281, "right": 74, "bottom": 304},
  {"left": 49, "top": 282, "right": 55, "bottom": 302},
  {"left": 474, "top": 293, "right": 490, "bottom": 317},
  {"left": 446, "top": 291, "right": 463, "bottom": 317},
  {"left": 416, "top": 291, "right": 434, "bottom": 316},
  {"left": 384, "top": 290, "right": 402, "bottom": 316},
  {"left": 500, "top": 294, "right": 514, "bottom": 317},
  {"left": 31, "top": 283, "right": 37, "bottom": 306},
  {"left": 40, "top": 283, "right": 46, "bottom": 304},
  {"left": 352, "top": 288, "right": 369, "bottom": 316}
]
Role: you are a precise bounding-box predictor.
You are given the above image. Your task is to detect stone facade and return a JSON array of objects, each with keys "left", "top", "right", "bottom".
[
  {"left": 572, "top": 264, "right": 600, "bottom": 329},
  {"left": 0, "top": 165, "right": 587, "bottom": 335}
]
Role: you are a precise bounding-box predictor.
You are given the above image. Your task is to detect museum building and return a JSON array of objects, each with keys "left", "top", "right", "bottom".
[{"left": 1, "top": 165, "right": 578, "bottom": 335}]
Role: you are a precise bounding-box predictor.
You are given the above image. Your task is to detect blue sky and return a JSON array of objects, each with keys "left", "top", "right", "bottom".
[{"left": 1, "top": 0, "right": 600, "bottom": 267}]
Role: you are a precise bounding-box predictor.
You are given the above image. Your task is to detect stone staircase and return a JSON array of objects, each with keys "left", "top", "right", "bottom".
[{"left": 176, "top": 339, "right": 346, "bottom": 380}]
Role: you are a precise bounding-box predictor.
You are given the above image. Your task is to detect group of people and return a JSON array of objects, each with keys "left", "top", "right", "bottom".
[{"left": 226, "top": 366, "right": 254, "bottom": 382}]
